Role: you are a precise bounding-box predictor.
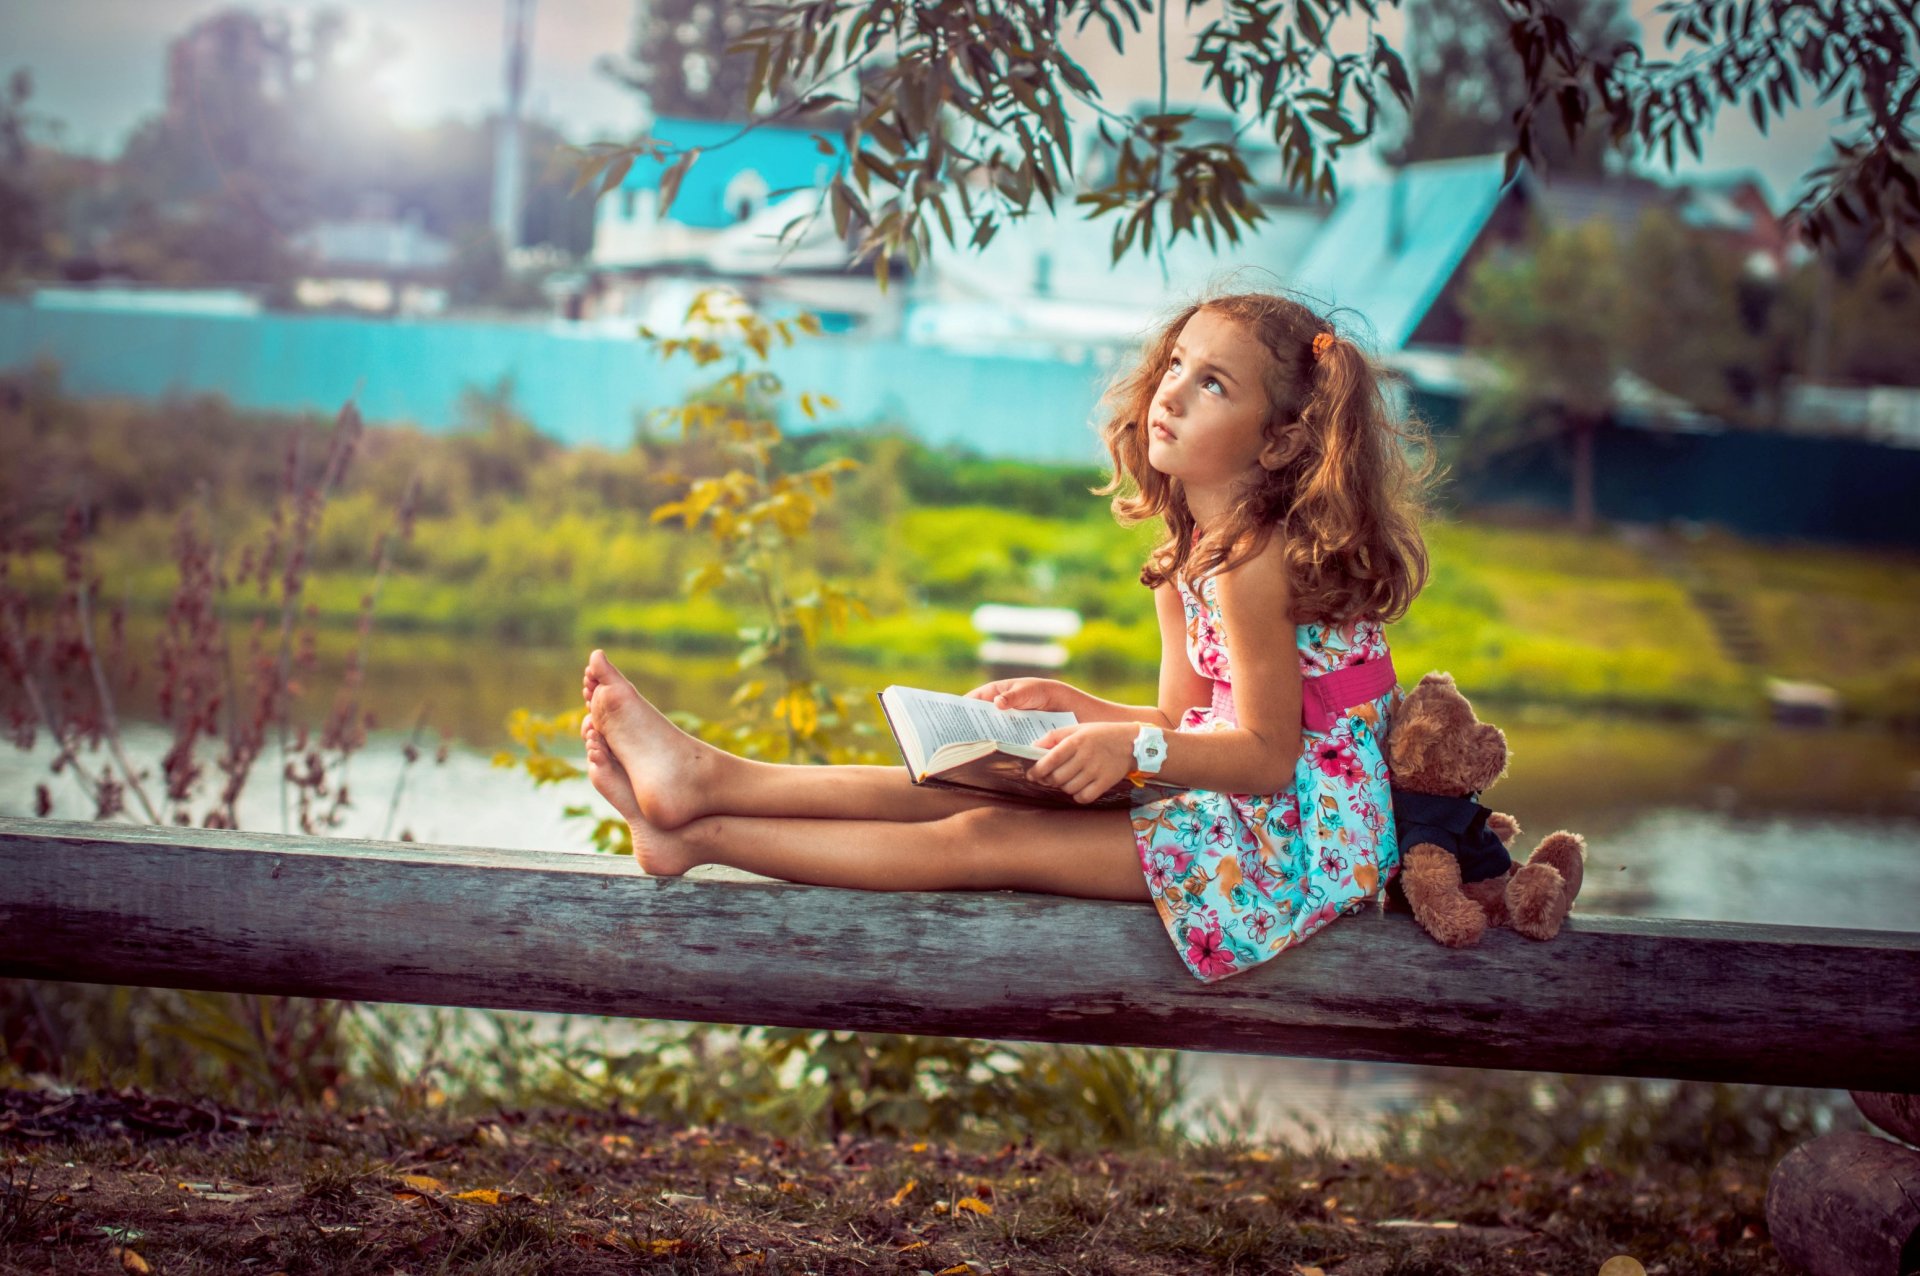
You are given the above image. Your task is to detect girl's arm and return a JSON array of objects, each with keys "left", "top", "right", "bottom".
[
  {"left": 1030, "top": 541, "right": 1303, "bottom": 801},
  {"left": 968, "top": 584, "right": 1211, "bottom": 728}
]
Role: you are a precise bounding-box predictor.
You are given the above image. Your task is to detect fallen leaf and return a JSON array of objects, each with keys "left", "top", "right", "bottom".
[
  {"left": 647, "top": 1238, "right": 687, "bottom": 1254},
  {"left": 1294, "top": 1266, "right": 1325, "bottom": 1276},
  {"left": 109, "top": 1247, "right": 150, "bottom": 1274},
  {"left": 896, "top": 1240, "right": 928, "bottom": 1252},
  {"left": 887, "top": 1179, "right": 918, "bottom": 1207},
  {"left": 729, "top": 1251, "right": 766, "bottom": 1270},
  {"left": 955, "top": 1196, "right": 993, "bottom": 1216},
  {"left": 909, "top": 1141, "right": 929, "bottom": 1152},
  {"left": 936, "top": 1266, "right": 973, "bottom": 1275},
  {"left": 398, "top": 1174, "right": 445, "bottom": 1193},
  {"left": 1598, "top": 1259, "right": 1647, "bottom": 1276},
  {"left": 452, "top": 1189, "right": 505, "bottom": 1205}
]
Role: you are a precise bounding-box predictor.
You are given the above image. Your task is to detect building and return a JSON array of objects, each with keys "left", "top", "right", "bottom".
[{"left": 580, "top": 116, "right": 894, "bottom": 335}]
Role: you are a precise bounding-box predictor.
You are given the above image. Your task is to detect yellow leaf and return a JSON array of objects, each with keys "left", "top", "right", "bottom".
[
  {"left": 955, "top": 1196, "right": 992, "bottom": 1215},
  {"left": 399, "top": 1174, "right": 445, "bottom": 1193},
  {"left": 787, "top": 690, "right": 819, "bottom": 736},
  {"left": 650, "top": 501, "right": 686, "bottom": 524},
  {"left": 452, "top": 1189, "right": 504, "bottom": 1205},
  {"left": 819, "top": 393, "right": 840, "bottom": 409},
  {"left": 936, "top": 1265, "right": 973, "bottom": 1275},
  {"left": 887, "top": 1178, "right": 918, "bottom": 1207},
  {"left": 648, "top": 1238, "right": 688, "bottom": 1253},
  {"left": 110, "top": 1247, "right": 151, "bottom": 1274},
  {"left": 799, "top": 393, "right": 816, "bottom": 421},
  {"left": 686, "top": 562, "right": 727, "bottom": 597}
]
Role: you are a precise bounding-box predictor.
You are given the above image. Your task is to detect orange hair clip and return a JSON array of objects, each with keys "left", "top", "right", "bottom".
[{"left": 1311, "top": 331, "right": 1335, "bottom": 361}]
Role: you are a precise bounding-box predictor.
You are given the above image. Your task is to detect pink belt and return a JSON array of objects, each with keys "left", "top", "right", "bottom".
[
  {"left": 1300, "top": 652, "right": 1398, "bottom": 733},
  {"left": 1206, "top": 651, "right": 1399, "bottom": 733}
]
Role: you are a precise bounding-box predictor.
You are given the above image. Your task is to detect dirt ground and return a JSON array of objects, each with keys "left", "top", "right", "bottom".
[{"left": 1, "top": 1085, "right": 1787, "bottom": 1275}]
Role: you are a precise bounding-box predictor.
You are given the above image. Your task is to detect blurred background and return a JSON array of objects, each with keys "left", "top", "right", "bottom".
[{"left": 1, "top": 0, "right": 1916, "bottom": 1165}]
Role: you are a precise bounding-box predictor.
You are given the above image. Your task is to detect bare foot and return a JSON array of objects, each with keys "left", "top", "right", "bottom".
[
  {"left": 583, "top": 720, "right": 699, "bottom": 878},
  {"left": 582, "top": 648, "right": 728, "bottom": 831}
]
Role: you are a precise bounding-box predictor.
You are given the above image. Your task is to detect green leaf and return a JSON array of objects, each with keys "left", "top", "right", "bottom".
[{"left": 658, "top": 148, "right": 701, "bottom": 220}]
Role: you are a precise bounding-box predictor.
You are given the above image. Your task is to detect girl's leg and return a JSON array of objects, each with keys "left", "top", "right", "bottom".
[
  {"left": 583, "top": 649, "right": 1009, "bottom": 828},
  {"left": 670, "top": 803, "right": 1152, "bottom": 899},
  {"left": 581, "top": 674, "right": 1151, "bottom": 899}
]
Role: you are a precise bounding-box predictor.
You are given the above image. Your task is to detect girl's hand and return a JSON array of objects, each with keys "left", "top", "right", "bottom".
[
  {"left": 965, "top": 677, "right": 1078, "bottom": 715},
  {"left": 1028, "top": 722, "right": 1139, "bottom": 804}
]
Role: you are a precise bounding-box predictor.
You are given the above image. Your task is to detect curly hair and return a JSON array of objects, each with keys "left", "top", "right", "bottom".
[{"left": 1093, "top": 289, "right": 1440, "bottom": 625}]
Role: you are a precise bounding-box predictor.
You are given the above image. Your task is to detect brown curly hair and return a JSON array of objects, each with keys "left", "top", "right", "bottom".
[{"left": 1093, "top": 290, "right": 1439, "bottom": 625}]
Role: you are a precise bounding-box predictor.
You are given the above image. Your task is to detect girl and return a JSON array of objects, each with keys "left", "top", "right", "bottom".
[{"left": 580, "top": 289, "right": 1436, "bottom": 984}]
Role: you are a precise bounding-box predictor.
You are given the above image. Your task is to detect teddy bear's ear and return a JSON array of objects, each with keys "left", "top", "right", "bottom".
[{"left": 1418, "top": 671, "right": 1455, "bottom": 688}]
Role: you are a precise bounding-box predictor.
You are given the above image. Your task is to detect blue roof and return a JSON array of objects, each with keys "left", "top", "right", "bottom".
[
  {"left": 620, "top": 117, "right": 843, "bottom": 230},
  {"left": 1286, "top": 153, "right": 1521, "bottom": 350}
]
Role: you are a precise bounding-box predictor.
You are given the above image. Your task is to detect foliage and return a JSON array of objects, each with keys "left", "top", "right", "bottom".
[
  {"left": 570, "top": 0, "right": 1920, "bottom": 282},
  {"left": 1493, "top": 0, "right": 1920, "bottom": 277},
  {"left": 598, "top": 0, "right": 769, "bottom": 122},
  {"left": 1378, "top": 1068, "right": 1859, "bottom": 1175},
  {"left": 338, "top": 1005, "right": 1187, "bottom": 1152},
  {"left": 0, "top": 394, "right": 445, "bottom": 1111},
  {"left": 0, "top": 68, "right": 46, "bottom": 281},
  {"left": 26, "top": 6, "right": 593, "bottom": 294},
  {"left": 571, "top": 0, "right": 1417, "bottom": 277},
  {"left": 1383, "top": 0, "right": 1633, "bottom": 174},
  {"left": 1454, "top": 208, "right": 1803, "bottom": 530}
]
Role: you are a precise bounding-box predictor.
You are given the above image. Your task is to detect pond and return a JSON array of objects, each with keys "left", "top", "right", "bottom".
[{"left": 5, "top": 632, "right": 1918, "bottom": 1150}]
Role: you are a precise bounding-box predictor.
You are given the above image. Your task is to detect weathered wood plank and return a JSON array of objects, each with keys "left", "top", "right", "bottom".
[{"left": 3, "top": 816, "right": 1917, "bottom": 1091}]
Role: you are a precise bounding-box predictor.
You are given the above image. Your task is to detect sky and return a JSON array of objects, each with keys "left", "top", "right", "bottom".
[{"left": 4, "top": 0, "right": 1850, "bottom": 212}]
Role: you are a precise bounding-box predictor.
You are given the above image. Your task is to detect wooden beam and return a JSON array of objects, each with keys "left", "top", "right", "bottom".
[{"left": 3, "top": 816, "right": 1916, "bottom": 1092}]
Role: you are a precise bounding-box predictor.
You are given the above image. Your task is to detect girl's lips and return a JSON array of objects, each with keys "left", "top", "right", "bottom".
[{"left": 1151, "top": 422, "right": 1175, "bottom": 440}]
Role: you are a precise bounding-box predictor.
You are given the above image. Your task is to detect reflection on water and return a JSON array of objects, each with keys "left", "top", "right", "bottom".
[{"left": 6, "top": 636, "right": 1919, "bottom": 1150}]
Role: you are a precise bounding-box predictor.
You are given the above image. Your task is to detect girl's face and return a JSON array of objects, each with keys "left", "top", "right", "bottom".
[{"left": 1146, "top": 309, "right": 1287, "bottom": 517}]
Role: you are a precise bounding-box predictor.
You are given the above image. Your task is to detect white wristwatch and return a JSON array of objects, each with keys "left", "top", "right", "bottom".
[{"left": 1131, "top": 724, "right": 1169, "bottom": 775}]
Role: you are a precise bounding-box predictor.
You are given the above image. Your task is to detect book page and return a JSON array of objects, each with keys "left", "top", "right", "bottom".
[{"left": 885, "top": 686, "right": 1075, "bottom": 755}]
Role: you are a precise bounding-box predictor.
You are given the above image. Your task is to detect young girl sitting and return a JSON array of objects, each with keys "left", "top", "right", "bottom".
[{"left": 580, "top": 289, "right": 1437, "bottom": 983}]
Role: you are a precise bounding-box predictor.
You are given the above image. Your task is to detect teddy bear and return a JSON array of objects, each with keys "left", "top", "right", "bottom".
[{"left": 1380, "top": 671, "right": 1587, "bottom": 947}]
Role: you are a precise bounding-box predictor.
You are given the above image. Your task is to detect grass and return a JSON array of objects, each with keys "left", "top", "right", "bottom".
[{"left": 2, "top": 1082, "right": 1814, "bottom": 1275}]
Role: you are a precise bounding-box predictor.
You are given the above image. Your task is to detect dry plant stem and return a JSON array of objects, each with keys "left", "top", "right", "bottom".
[
  {"left": 72, "top": 577, "right": 161, "bottom": 824},
  {"left": 1, "top": 611, "right": 107, "bottom": 814},
  {"left": 381, "top": 704, "right": 431, "bottom": 842}
]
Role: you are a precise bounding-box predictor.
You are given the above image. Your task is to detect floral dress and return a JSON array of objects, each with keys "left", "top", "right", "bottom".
[{"left": 1130, "top": 571, "right": 1403, "bottom": 984}]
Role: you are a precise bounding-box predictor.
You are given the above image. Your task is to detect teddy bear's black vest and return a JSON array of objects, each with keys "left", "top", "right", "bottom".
[{"left": 1389, "top": 786, "right": 1514, "bottom": 884}]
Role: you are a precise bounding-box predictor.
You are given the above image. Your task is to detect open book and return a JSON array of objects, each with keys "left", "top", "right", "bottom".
[{"left": 876, "top": 685, "right": 1182, "bottom": 809}]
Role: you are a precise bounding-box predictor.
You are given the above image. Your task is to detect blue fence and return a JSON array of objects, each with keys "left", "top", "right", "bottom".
[
  {"left": 4, "top": 299, "right": 1913, "bottom": 549},
  {"left": 0, "top": 300, "right": 1121, "bottom": 465}
]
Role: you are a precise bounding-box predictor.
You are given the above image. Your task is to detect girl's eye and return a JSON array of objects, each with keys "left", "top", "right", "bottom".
[{"left": 1202, "top": 376, "right": 1223, "bottom": 394}]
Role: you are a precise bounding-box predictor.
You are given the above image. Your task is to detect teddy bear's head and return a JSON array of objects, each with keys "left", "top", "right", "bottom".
[{"left": 1384, "top": 671, "right": 1509, "bottom": 798}]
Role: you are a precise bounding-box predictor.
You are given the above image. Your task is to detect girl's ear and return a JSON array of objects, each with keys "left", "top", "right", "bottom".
[{"left": 1258, "top": 424, "right": 1301, "bottom": 471}]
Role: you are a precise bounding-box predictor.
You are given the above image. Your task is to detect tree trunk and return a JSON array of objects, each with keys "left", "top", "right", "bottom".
[
  {"left": 1765, "top": 1131, "right": 1920, "bottom": 1276},
  {"left": 1569, "top": 411, "right": 1598, "bottom": 534}
]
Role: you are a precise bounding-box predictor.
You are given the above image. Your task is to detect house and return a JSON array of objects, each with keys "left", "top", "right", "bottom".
[
  {"left": 579, "top": 116, "right": 899, "bottom": 335},
  {"left": 291, "top": 202, "right": 454, "bottom": 317}
]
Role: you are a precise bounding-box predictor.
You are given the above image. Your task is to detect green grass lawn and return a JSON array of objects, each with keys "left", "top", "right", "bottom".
[{"left": 15, "top": 499, "right": 1920, "bottom": 727}]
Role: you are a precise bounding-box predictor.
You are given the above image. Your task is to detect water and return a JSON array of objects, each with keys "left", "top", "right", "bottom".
[{"left": 7, "top": 659, "right": 1918, "bottom": 1151}]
